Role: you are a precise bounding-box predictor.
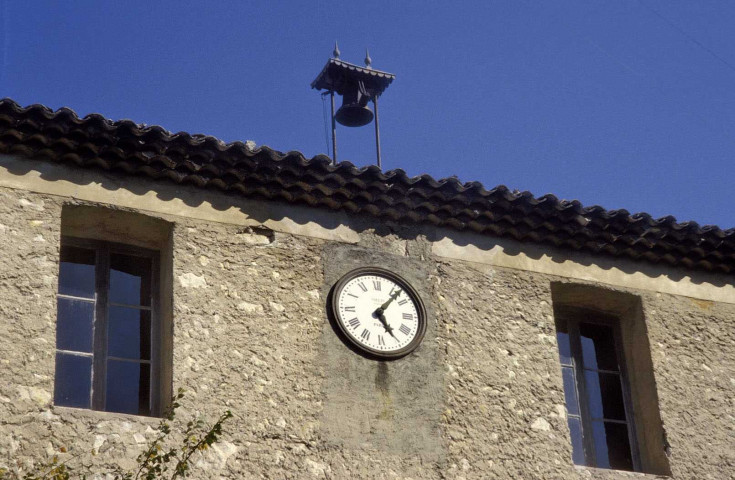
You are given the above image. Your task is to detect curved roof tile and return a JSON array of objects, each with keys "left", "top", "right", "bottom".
[{"left": 0, "top": 98, "right": 733, "bottom": 274}]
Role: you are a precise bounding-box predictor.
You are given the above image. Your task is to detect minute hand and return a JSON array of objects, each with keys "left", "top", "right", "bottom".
[{"left": 377, "top": 289, "right": 402, "bottom": 313}]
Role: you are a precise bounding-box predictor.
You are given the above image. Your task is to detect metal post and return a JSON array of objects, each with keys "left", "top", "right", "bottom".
[
  {"left": 330, "top": 90, "right": 338, "bottom": 165},
  {"left": 373, "top": 96, "right": 382, "bottom": 169}
]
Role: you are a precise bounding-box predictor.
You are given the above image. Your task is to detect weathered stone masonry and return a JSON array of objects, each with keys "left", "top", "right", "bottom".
[{"left": 1, "top": 174, "right": 734, "bottom": 479}]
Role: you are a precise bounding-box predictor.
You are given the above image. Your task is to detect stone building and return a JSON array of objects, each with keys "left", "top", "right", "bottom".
[{"left": 0, "top": 98, "right": 733, "bottom": 479}]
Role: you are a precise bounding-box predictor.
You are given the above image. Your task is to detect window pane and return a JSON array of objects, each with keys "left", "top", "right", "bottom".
[
  {"left": 106, "top": 360, "right": 151, "bottom": 416},
  {"left": 556, "top": 320, "right": 572, "bottom": 366},
  {"left": 580, "top": 322, "right": 618, "bottom": 371},
  {"left": 561, "top": 366, "right": 580, "bottom": 416},
  {"left": 56, "top": 297, "right": 94, "bottom": 353},
  {"left": 584, "top": 371, "right": 626, "bottom": 420},
  {"left": 110, "top": 254, "right": 152, "bottom": 306},
  {"left": 54, "top": 352, "right": 91, "bottom": 408},
  {"left": 592, "top": 420, "right": 634, "bottom": 471},
  {"left": 567, "top": 416, "right": 585, "bottom": 465},
  {"left": 108, "top": 306, "right": 151, "bottom": 360},
  {"left": 58, "top": 246, "right": 95, "bottom": 298}
]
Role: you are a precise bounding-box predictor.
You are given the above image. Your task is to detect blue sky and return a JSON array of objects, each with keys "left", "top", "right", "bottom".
[{"left": 2, "top": 1, "right": 734, "bottom": 227}]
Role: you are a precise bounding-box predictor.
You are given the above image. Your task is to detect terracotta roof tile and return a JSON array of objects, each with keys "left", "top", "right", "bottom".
[{"left": 0, "top": 98, "right": 733, "bottom": 274}]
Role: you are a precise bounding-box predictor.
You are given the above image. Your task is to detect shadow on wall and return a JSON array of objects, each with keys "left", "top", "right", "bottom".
[
  {"left": 3, "top": 155, "right": 731, "bottom": 289},
  {"left": 435, "top": 230, "right": 734, "bottom": 288}
]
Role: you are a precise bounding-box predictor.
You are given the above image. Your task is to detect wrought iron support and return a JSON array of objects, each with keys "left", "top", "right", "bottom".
[
  {"left": 373, "top": 96, "right": 382, "bottom": 169},
  {"left": 330, "top": 90, "right": 338, "bottom": 165}
]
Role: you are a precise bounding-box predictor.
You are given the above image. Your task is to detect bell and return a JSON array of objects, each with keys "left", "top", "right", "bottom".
[
  {"left": 335, "top": 80, "right": 374, "bottom": 127},
  {"left": 335, "top": 103, "right": 373, "bottom": 127}
]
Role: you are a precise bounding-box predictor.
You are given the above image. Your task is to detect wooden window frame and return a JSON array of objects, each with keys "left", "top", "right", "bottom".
[
  {"left": 557, "top": 306, "right": 642, "bottom": 472},
  {"left": 56, "top": 236, "right": 162, "bottom": 416}
]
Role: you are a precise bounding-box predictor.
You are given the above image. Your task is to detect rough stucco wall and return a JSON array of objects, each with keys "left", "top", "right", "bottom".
[
  {"left": 434, "top": 260, "right": 569, "bottom": 479},
  {"left": 433, "top": 260, "right": 735, "bottom": 480},
  {"left": 171, "top": 219, "right": 328, "bottom": 478},
  {"left": 1, "top": 184, "right": 734, "bottom": 479},
  {"left": 0, "top": 189, "right": 173, "bottom": 474},
  {"left": 642, "top": 293, "right": 735, "bottom": 479},
  {"left": 0, "top": 188, "right": 66, "bottom": 467}
]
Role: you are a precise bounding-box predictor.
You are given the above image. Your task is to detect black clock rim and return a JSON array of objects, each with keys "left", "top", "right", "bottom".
[{"left": 330, "top": 266, "right": 427, "bottom": 359}]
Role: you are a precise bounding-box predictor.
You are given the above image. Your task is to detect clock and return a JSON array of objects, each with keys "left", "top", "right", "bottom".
[{"left": 331, "top": 267, "right": 427, "bottom": 359}]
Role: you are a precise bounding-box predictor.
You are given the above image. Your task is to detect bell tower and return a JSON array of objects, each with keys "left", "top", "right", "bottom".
[{"left": 312, "top": 43, "right": 395, "bottom": 168}]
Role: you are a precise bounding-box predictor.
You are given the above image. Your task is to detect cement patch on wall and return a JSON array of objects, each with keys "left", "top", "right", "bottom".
[{"left": 319, "top": 243, "right": 444, "bottom": 459}]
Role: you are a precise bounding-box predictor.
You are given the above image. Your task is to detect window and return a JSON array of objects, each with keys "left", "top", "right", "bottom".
[
  {"left": 556, "top": 310, "right": 639, "bottom": 471},
  {"left": 551, "top": 283, "right": 670, "bottom": 475},
  {"left": 54, "top": 237, "right": 161, "bottom": 416}
]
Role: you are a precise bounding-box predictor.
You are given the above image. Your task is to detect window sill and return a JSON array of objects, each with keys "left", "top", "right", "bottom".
[
  {"left": 574, "top": 466, "right": 670, "bottom": 478},
  {"left": 52, "top": 405, "right": 162, "bottom": 425}
]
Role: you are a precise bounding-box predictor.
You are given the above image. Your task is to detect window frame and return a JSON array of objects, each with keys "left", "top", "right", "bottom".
[
  {"left": 56, "top": 235, "right": 162, "bottom": 416},
  {"left": 556, "top": 306, "right": 642, "bottom": 472}
]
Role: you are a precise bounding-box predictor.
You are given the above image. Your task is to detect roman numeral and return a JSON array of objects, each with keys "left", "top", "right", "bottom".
[
  {"left": 373, "top": 280, "right": 381, "bottom": 291},
  {"left": 402, "top": 313, "right": 413, "bottom": 320},
  {"left": 398, "top": 299, "right": 408, "bottom": 306},
  {"left": 348, "top": 318, "right": 360, "bottom": 328},
  {"left": 389, "top": 286, "right": 396, "bottom": 295},
  {"left": 399, "top": 324, "right": 411, "bottom": 336},
  {"left": 348, "top": 293, "right": 358, "bottom": 298},
  {"left": 358, "top": 282, "right": 368, "bottom": 292},
  {"left": 360, "top": 329, "right": 370, "bottom": 341},
  {"left": 378, "top": 335, "right": 385, "bottom": 346},
  {"left": 344, "top": 306, "right": 355, "bottom": 312}
]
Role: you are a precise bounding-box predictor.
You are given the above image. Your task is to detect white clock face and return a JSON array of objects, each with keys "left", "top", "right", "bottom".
[{"left": 333, "top": 270, "right": 425, "bottom": 357}]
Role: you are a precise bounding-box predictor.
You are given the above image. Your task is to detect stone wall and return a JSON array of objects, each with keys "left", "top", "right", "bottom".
[{"left": 1, "top": 184, "right": 734, "bottom": 479}]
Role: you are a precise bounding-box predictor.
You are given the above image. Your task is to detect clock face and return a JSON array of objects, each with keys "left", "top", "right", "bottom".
[{"left": 331, "top": 268, "right": 426, "bottom": 358}]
